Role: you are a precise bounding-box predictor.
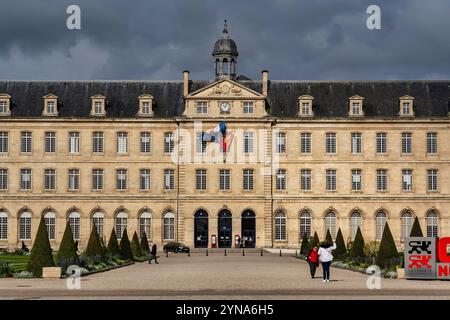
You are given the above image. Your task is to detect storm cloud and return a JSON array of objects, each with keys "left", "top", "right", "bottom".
[{"left": 0, "top": 0, "right": 449, "bottom": 80}]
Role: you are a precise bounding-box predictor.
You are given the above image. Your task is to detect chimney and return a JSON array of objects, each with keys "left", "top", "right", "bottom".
[
  {"left": 262, "top": 70, "right": 269, "bottom": 96},
  {"left": 183, "top": 70, "right": 190, "bottom": 96}
]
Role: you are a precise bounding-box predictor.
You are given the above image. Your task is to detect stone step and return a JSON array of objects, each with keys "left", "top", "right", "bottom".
[{"left": 189, "top": 248, "right": 269, "bottom": 254}]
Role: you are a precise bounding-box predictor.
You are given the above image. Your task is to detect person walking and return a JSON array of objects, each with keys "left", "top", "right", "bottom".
[
  {"left": 148, "top": 244, "right": 159, "bottom": 264},
  {"left": 306, "top": 246, "right": 319, "bottom": 279},
  {"left": 318, "top": 242, "right": 336, "bottom": 283}
]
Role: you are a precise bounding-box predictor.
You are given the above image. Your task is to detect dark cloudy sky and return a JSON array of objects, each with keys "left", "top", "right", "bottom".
[{"left": 0, "top": 0, "right": 449, "bottom": 81}]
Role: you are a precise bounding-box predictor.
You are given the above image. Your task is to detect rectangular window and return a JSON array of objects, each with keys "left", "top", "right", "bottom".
[
  {"left": 276, "top": 169, "right": 286, "bottom": 191},
  {"left": 243, "top": 101, "right": 254, "bottom": 114},
  {"left": 140, "top": 169, "right": 151, "bottom": 191},
  {"left": 352, "top": 102, "right": 361, "bottom": 115},
  {"left": 44, "top": 169, "right": 56, "bottom": 190},
  {"left": 428, "top": 169, "right": 438, "bottom": 192},
  {"left": 195, "top": 169, "right": 207, "bottom": 190},
  {"left": 140, "top": 132, "right": 151, "bottom": 154},
  {"left": 68, "top": 169, "right": 79, "bottom": 191},
  {"left": 402, "top": 102, "right": 411, "bottom": 115},
  {"left": 427, "top": 132, "right": 438, "bottom": 154},
  {"left": 243, "top": 131, "right": 254, "bottom": 154},
  {"left": 164, "top": 169, "right": 175, "bottom": 190},
  {"left": 20, "top": 169, "right": 32, "bottom": 190},
  {"left": 69, "top": 132, "right": 80, "bottom": 154},
  {"left": 0, "top": 132, "right": 8, "bottom": 153},
  {"left": 300, "top": 169, "right": 311, "bottom": 191},
  {"left": 376, "top": 132, "right": 387, "bottom": 154},
  {"left": 45, "top": 131, "right": 56, "bottom": 153},
  {"left": 219, "top": 169, "right": 230, "bottom": 191},
  {"left": 351, "top": 169, "right": 362, "bottom": 191},
  {"left": 0, "top": 169, "right": 7, "bottom": 190},
  {"left": 326, "top": 169, "right": 336, "bottom": 191},
  {"left": 401, "top": 132, "right": 412, "bottom": 154},
  {"left": 0, "top": 101, "right": 6, "bottom": 113},
  {"left": 301, "top": 102, "right": 310, "bottom": 115},
  {"left": 92, "top": 169, "right": 104, "bottom": 191},
  {"left": 46, "top": 101, "right": 56, "bottom": 114},
  {"left": 300, "top": 133, "right": 311, "bottom": 154},
  {"left": 94, "top": 101, "right": 102, "bottom": 115},
  {"left": 141, "top": 101, "right": 150, "bottom": 115},
  {"left": 92, "top": 132, "right": 104, "bottom": 153},
  {"left": 376, "top": 169, "right": 388, "bottom": 191},
  {"left": 351, "top": 132, "right": 362, "bottom": 154},
  {"left": 116, "top": 132, "right": 128, "bottom": 154},
  {"left": 21, "top": 131, "right": 32, "bottom": 153},
  {"left": 276, "top": 132, "right": 286, "bottom": 153},
  {"left": 402, "top": 169, "right": 413, "bottom": 191},
  {"left": 325, "top": 133, "right": 336, "bottom": 154},
  {"left": 243, "top": 169, "right": 254, "bottom": 191},
  {"left": 116, "top": 169, "right": 127, "bottom": 190},
  {"left": 196, "top": 132, "right": 207, "bottom": 154},
  {"left": 164, "top": 132, "right": 174, "bottom": 153},
  {"left": 196, "top": 101, "right": 208, "bottom": 114}
]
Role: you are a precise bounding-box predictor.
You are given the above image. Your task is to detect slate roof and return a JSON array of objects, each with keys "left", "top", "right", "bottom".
[{"left": 0, "top": 80, "right": 449, "bottom": 119}]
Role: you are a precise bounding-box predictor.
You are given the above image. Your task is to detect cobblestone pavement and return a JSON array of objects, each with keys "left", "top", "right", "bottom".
[{"left": 1, "top": 253, "right": 450, "bottom": 299}]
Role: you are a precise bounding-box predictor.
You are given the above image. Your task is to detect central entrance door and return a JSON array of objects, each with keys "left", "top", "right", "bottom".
[
  {"left": 241, "top": 210, "right": 256, "bottom": 248},
  {"left": 218, "top": 210, "right": 232, "bottom": 248},
  {"left": 194, "top": 210, "right": 208, "bottom": 248}
]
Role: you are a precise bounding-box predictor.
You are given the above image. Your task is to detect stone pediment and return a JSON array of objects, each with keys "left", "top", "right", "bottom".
[{"left": 187, "top": 79, "right": 264, "bottom": 99}]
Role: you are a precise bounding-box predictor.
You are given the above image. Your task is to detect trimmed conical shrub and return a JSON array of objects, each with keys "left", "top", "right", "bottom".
[
  {"left": 334, "top": 228, "right": 347, "bottom": 260},
  {"left": 107, "top": 228, "right": 120, "bottom": 257},
  {"left": 300, "top": 233, "right": 309, "bottom": 255},
  {"left": 308, "top": 231, "right": 320, "bottom": 248},
  {"left": 85, "top": 225, "right": 104, "bottom": 259},
  {"left": 350, "top": 227, "right": 365, "bottom": 259},
  {"left": 56, "top": 221, "right": 79, "bottom": 268},
  {"left": 119, "top": 228, "right": 133, "bottom": 261},
  {"left": 376, "top": 222, "right": 399, "bottom": 268},
  {"left": 131, "top": 231, "right": 143, "bottom": 258},
  {"left": 27, "top": 217, "right": 55, "bottom": 277},
  {"left": 410, "top": 217, "right": 423, "bottom": 237},
  {"left": 140, "top": 231, "right": 150, "bottom": 254},
  {"left": 325, "top": 229, "right": 333, "bottom": 245}
]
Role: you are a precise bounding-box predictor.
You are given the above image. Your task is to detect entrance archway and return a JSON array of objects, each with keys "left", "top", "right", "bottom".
[
  {"left": 218, "top": 210, "right": 232, "bottom": 248},
  {"left": 194, "top": 210, "right": 208, "bottom": 248},
  {"left": 241, "top": 210, "right": 256, "bottom": 248}
]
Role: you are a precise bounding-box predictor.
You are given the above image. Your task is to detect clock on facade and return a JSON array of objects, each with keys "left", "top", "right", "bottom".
[{"left": 220, "top": 102, "right": 231, "bottom": 113}]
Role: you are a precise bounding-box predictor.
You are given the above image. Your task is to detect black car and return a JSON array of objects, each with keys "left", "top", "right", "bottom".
[{"left": 163, "top": 242, "right": 190, "bottom": 254}]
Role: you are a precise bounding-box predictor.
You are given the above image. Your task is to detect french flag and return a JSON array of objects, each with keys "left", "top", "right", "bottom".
[{"left": 202, "top": 121, "right": 234, "bottom": 153}]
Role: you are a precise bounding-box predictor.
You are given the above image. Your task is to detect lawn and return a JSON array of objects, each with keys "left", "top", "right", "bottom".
[{"left": 0, "top": 255, "right": 29, "bottom": 273}]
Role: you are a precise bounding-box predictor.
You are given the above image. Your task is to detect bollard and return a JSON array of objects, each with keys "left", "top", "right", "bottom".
[
  {"left": 188, "top": 250, "right": 191, "bottom": 257},
  {"left": 206, "top": 248, "right": 208, "bottom": 256},
  {"left": 279, "top": 249, "right": 282, "bottom": 257},
  {"left": 242, "top": 249, "right": 245, "bottom": 256},
  {"left": 295, "top": 250, "right": 297, "bottom": 257},
  {"left": 166, "top": 251, "right": 169, "bottom": 258},
  {"left": 261, "top": 249, "right": 263, "bottom": 256},
  {"left": 224, "top": 249, "right": 227, "bottom": 256}
]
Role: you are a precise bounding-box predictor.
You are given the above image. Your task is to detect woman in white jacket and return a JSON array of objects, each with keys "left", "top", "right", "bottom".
[{"left": 318, "top": 242, "right": 337, "bottom": 283}]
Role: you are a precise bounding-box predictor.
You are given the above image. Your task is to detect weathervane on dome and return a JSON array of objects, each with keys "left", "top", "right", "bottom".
[{"left": 222, "top": 19, "right": 229, "bottom": 38}]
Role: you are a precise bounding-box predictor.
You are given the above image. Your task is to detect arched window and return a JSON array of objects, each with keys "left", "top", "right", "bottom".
[
  {"left": 115, "top": 211, "right": 128, "bottom": 240},
  {"left": 274, "top": 212, "right": 287, "bottom": 241},
  {"left": 324, "top": 211, "right": 336, "bottom": 239},
  {"left": 375, "top": 211, "right": 387, "bottom": 241},
  {"left": 92, "top": 211, "right": 104, "bottom": 238},
  {"left": 68, "top": 211, "right": 80, "bottom": 241},
  {"left": 350, "top": 211, "right": 362, "bottom": 240},
  {"left": 299, "top": 212, "right": 311, "bottom": 239},
  {"left": 426, "top": 211, "right": 439, "bottom": 238},
  {"left": 401, "top": 211, "right": 413, "bottom": 241},
  {"left": 163, "top": 212, "right": 175, "bottom": 241},
  {"left": 0, "top": 212, "right": 7, "bottom": 240},
  {"left": 44, "top": 212, "right": 56, "bottom": 240},
  {"left": 19, "top": 211, "right": 31, "bottom": 240},
  {"left": 139, "top": 211, "right": 152, "bottom": 239}
]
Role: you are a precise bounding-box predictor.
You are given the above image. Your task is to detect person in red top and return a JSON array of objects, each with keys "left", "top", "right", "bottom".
[{"left": 306, "top": 247, "right": 319, "bottom": 279}]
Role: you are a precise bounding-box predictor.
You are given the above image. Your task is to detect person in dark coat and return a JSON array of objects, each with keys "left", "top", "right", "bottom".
[
  {"left": 148, "top": 244, "right": 159, "bottom": 264},
  {"left": 306, "top": 246, "right": 319, "bottom": 279}
]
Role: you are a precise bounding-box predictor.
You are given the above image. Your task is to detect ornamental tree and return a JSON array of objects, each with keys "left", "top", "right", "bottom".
[
  {"left": 85, "top": 225, "right": 104, "bottom": 260},
  {"left": 140, "top": 231, "right": 150, "bottom": 254},
  {"left": 376, "top": 222, "right": 399, "bottom": 268},
  {"left": 131, "top": 231, "right": 143, "bottom": 258},
  {"left": 300, "top": 233, "right": 309, "bottom": 255},
  {"left": 410, "top": 217, "right": 423, "bottom": 237},
  {"left": 334, "top": 228, "right": 347, "bottom": 260},
  {"left": 107, "top": 228, "right": 120, "bottom": 257},
  {"left": 56, "top": 221, "right": 79, "bottom": 268},
  {"left": 27, "top": 217, "right": 55, "bottom": 277},
  {"left": 350, "top": 227, "right": 365, "bottom": 259},
  {"left": 119, "top": 228, "right": 133, "bottom": 261}
]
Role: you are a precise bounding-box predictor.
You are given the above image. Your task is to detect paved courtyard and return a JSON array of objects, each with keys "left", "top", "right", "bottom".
[{"left": 1, "top": 252, "right": 450, "bottom": 300}]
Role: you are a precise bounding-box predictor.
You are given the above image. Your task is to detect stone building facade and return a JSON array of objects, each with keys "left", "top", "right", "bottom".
[{"left": 0, "top": 23, "right": 449, "bottom": 250}]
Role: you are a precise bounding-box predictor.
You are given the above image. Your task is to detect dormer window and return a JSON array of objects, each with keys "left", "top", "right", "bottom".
[
  {"left": 298, "top": 95, "right": 314, "bottom": 117},
  {"left": 399, "top": 95, "right": 415, "bottom": 117},
  {"left": 42, "top": 94, "right": 58, "bottom": 116},
  {"left": 138, "top": 94, "right": 154, "bottom": 117},
  {"left": 0, "top": 94, "right": 11, "bottom": 116},
  {"left": 348, "top": 95, "right": 364, "bottom": 117},
  {"left": 196, "top": 101, "right": 208, "bottom": 114},
  {"left": 243, "top": 101, "right": 254, "bottom": 114},
  {"left": 90, "top": 95, "right": 106, "bottom": 116}
]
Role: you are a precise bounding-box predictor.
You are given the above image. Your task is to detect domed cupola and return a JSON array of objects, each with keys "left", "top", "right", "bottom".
[{"left": 212, "top": 20, "right": 238, "bottom": 80}]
